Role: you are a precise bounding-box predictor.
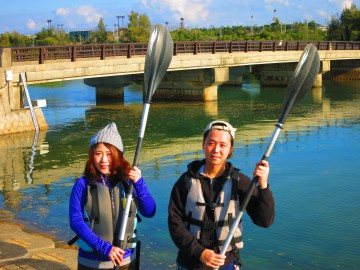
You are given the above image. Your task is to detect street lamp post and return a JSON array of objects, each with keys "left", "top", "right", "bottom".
[
  {"left": 273, "top": 9, "right": 282, "bottom": 33},
  {"left": 117, "top": 15, "right": 125, "bottom": 42},
  {"left": 273, "top": 9, "right": 277, "bottom": 22},
  {"left": 114, "top": 24, "right": 117, "bottom": 40},
  {"left": 120, "top": 15, "right": 125, "bottom": 28},
  {"left": 251, "top": 15, "right": 254, "bottom": 35},
  {"left": 116, "top": 16, "right": 120, "bottom": 42},
  {"left": 47, "top": 19, "right": 52, "bottom": 30}
]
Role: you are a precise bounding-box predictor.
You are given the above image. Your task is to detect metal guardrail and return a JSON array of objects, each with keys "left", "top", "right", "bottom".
[{"left": 10, "top": 40, "right": 360, "bottom": 64}]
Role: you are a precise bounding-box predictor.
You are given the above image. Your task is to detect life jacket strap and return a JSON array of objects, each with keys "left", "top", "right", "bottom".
[
  {"left": 127, "top": 236, "right": 138, "bottom": 244},
  {"left": 67, "top": 235, "right": 79, "bottom": 246},
  {"left": 196, "top": 202, "right": 224, "bottom": 209},
  {"left": 184, "top": 215, "right": 235, "bottom": 230},
  {"left": 231, "top": 169, "right": 239, "bottom": 201},
  {"left": 90, "top": 184, "right": 100, "bottom": 224},
  {"left": 198, "top": 235, "right": 242, "bottom": 248},
  {"left": 216, "top": 235, "right": 242, "bottom": 246}
]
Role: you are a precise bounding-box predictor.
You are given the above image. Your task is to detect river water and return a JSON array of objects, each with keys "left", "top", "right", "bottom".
[{"left": 0, "top": 78, "right": 359, "bottom": 269}]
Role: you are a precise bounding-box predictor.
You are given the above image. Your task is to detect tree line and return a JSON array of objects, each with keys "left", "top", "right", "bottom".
[{"left": 1, "top": 5, "right": 359, "bottom": 47}]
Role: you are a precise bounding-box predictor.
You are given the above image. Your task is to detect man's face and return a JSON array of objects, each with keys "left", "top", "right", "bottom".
[{"left": 203, "top": 129, "right": 233, "bottom": 167}]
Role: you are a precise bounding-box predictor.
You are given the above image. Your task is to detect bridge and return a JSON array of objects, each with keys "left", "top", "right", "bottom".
[{"left": 0, "top": 40, "right": 360, "bottom": 135}]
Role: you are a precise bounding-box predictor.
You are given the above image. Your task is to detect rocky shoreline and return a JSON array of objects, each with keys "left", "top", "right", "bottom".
[{"left": 0, "top": 209, "right": 77, "bottom": 270}]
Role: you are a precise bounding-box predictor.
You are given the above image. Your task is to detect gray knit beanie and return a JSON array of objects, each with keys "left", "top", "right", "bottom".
[{"left": 89, "top": 122, "right": 124, "bottom": 153}]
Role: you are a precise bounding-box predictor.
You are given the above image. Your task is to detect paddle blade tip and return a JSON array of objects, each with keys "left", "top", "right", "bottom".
[
  {"left": 279, "top": 43, "right": 321, "bottom": 124},
  {"left": 144, "top": 24, "right": 174, "bottom": 101}
]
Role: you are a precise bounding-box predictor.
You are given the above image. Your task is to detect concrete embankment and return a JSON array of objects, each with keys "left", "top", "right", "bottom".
[{"left": 0, "top": 209, "right": 77, "bottom": 270}]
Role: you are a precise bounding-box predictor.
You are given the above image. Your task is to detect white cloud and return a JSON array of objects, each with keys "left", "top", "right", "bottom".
[
  {"left": 54, "top": 5, "right": 103, "bottom": 29},
  {"left": 76, "top": 5, "right": 103, "bottom": 23},
  {"left": 328, "top": 0, "right": 353, "bottom": 9},
  {"left": 143, "top": 0, "right": 211, "bottom": 25},
  {"left": 264, "top": 0, "right": 290, "bottom": 5},
  {"left": 27, "top": 19, "right": 36, "bottom": 30},
  {"left": 139, "top": 0, "right": 150, "bottom": 9},
  {"left": 342, "top": 0, "right": 353, "bottom": 9},
  {"left": 56, "top": 7, "right": 70, "bottom": 16},
  {"left": 316, "top": 9, "right": 328, "bottom": 18},
  {"left": 304, "top": 13, "right": 314, "bottom": 21}
]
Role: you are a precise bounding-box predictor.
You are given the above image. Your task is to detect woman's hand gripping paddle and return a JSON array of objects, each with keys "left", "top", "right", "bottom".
[
  {"left": 217, "top": 44, "right": 320, "bottom": 263},
  {"left": 116, "top": 24, "right": 173, "bottom": 252}
]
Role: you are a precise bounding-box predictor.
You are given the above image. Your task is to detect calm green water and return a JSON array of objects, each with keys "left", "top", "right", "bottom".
[{"left": 0, "top": 78, "right": 359, "bottom": 269}]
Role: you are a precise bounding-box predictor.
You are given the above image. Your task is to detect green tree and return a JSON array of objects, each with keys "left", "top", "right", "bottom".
[
  {"left": 35, "top": 27, "right": 69, "bottom": 45},
  {"left": 0, "top": 32, "right": 12, "bottom": 46},
  {"left": 9, "top": 32, "right": 27, "bottom": 46},
  {"left": 0, "top": 31, "right": 33, "bottom": 47},
  {"left": 89, "top": 17, "right": 108, "bottom": 43},
  {"left": 340, "top": 4, "right": 360, "bottom": 40},
  {"left": 171, "top": 28, "right": 192, "bottom": 41},
  {"left": 125, "top": 11, "right": 151, "bottom": 42},
  {"left": 327, "top": 3, "right": 360, "bottom": 41},
  {"left": 259, "top": 30, "right": 274, "bottom": 40},
  {"left": 327, "top": 16, "right": 342, "bottom": 40}
]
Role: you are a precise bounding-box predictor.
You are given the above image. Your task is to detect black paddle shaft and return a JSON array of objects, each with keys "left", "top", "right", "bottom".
[{"left": 218, "top": 44, "right": 320, "bottom": 258}]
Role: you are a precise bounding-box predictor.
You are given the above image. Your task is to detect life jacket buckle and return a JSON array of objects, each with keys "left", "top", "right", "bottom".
[
  {"left": 210, "top": 202, "right": 218, "bottom": 210},
  {"left": 203, "top": 220, "right": 216, "bottom": 230}
]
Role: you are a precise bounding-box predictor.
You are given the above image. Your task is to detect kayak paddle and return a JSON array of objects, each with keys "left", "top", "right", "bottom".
[
  {"left": 116, "top": 24, "right": 173, "bottom": 251},
  {"left": 218, "top": 43, "right": 320, "bottom": 260}
]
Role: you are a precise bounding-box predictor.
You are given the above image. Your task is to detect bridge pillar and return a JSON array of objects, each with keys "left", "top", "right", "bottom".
[
  {"left": 84, "top": 75, "right": 132, "bottom": 103},
  {"left": 313, "top": 74, "right": 322, "bottom": 88},
  {"left": 321, "top": 60, "right": 331, "bottom": 73},
  {"left": 136, "top": 68, "right": 229, "bottom": 101},
  {"left": 224, "top": 66, "right": 250, "bottom": 86},
  {"left": 254, "top": 62, "right": 322, "bottom": 87}
]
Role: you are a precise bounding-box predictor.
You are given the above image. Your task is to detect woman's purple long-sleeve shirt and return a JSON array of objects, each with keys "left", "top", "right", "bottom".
[{"left": 69, "top": 177, "right": 156, "bottom": 260}]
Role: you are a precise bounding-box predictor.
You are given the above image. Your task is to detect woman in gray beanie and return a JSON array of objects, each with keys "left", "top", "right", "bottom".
[{"left": 69, "top": 122, "right": 156, "bottom": 270}]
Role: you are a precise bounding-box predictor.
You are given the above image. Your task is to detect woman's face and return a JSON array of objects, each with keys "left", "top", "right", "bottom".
[{"left": 93, "top": 143, "right": 112, "bottom": 175}]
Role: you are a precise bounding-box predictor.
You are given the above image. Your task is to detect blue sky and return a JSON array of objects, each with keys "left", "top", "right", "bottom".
[{"left": 1, "top": 0, "right": 358, "bottom": 34}]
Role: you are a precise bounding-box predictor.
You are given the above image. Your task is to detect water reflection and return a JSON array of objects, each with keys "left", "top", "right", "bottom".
[
  {"left": 0, "top": 79, "right": 359, "bottom": 269},
  {"left": 1, "top": 79, "right": 359, "bottom": 203}
]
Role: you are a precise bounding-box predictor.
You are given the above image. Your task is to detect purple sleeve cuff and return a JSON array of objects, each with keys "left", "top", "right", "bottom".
[{"left": 133, "top": 178, "right": 156, "bottom": 217}]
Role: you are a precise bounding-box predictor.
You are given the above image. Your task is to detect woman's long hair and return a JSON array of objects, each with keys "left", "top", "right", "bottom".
[{"left": 83, "top": 143, "right": 131, "bottom": 186}]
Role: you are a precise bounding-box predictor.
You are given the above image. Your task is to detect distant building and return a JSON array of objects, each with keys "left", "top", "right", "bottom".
[
  {"left": 318, "top": 26, "right": 328, "bottom": 32},
  {"left": 69, "top": 30, "right": 92, "bottom": 42}
]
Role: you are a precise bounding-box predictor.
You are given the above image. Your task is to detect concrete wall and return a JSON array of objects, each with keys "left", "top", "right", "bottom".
[
  {"left": 323, "top": 59, "right": 360, "bottom": 80},
  {"left": 0, "top": 107, "right": 47, "bottom": 136},
  {"left": 254, "top": 63, "right": 297, "bottom": 86},
  {"left": 1, "top": 49, "right": 48, "bottom": 135}
]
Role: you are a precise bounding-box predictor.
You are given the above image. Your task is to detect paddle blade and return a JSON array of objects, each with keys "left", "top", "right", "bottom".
[
  {"left": 278, "top": 44, "right": 320, "bottom": 124},
  {"left": 144, "top": 24, "right": 173, "bottom": 102}
]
